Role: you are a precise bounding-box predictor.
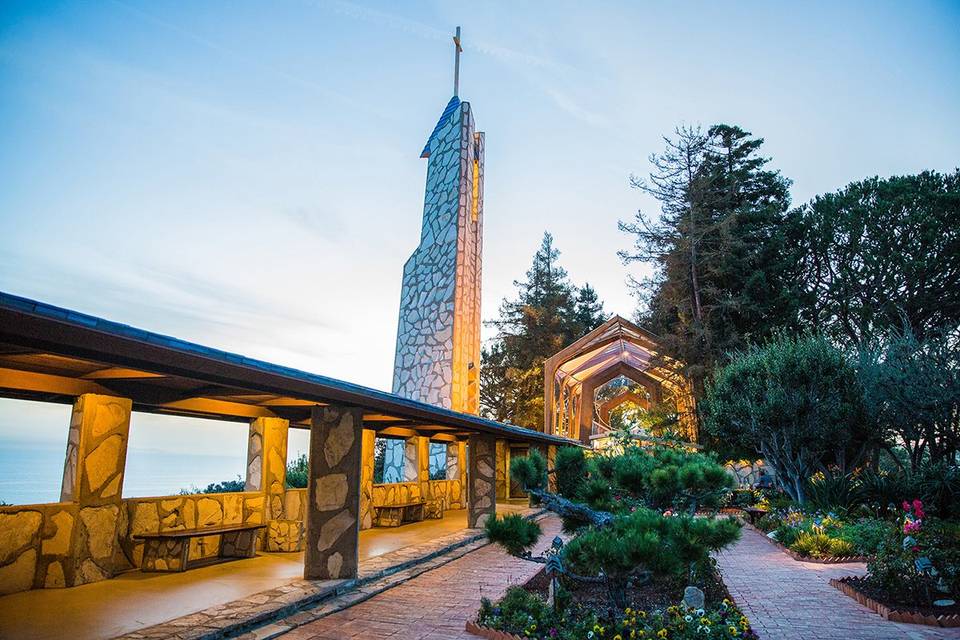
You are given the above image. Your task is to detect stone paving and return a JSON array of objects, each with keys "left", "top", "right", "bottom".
[
  {"left": 116, "top": 510, "right": 544, "bottom": 640},
  {"left": 716, "top": 524, "right": 960, "bottom": 640},
  {"left": 266, "top": 515, "right": 564, "bottom": 640}
]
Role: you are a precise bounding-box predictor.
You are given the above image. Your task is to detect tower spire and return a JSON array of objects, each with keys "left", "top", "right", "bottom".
[{"left": 453, "top": 26, "right": 462, "bottom": 97}]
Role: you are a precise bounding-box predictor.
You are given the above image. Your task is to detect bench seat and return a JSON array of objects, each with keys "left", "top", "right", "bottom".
[{"left": 134, "top": 523, "right": 266, "bottom": 572}]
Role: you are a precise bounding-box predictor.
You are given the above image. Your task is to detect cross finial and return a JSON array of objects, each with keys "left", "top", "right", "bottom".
[{"left": 453, "top": 26, "right": 462, "bottom": 97}]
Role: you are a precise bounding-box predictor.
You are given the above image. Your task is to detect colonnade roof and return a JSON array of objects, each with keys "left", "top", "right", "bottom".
[{"left": 0, "top": 291, "right": 578, "bottom": 447}]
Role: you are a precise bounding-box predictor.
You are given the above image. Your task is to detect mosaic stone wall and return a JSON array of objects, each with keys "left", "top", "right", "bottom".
[
  {"left": 392, "top": 97, "right": 484, "bottom": 414},
  {"left": 305, "top": 405, "right": 363, "bottom": 580},
  {"left": 495, "top": 440, "right": 508, "bottom": 500},
  {"left": 725, "top": 460, "right": 775, "bottom": 488},
  {"left": 116, "top": 492, "right": 265, "bottom": 570},
  {"left": 467, "top": 435, "right": 496, "bottom": 528}
]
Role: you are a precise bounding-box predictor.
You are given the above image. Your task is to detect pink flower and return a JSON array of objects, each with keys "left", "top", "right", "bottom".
[
  {"left": 912, "top": 499, "right": 925, "bottom": 519},
  {"left": 902, "top": 500, "right": 911, "bottom": 512}
]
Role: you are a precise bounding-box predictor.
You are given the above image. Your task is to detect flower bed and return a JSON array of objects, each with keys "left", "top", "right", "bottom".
[
  {"left": 468, "top": 567, "right": 757, "bottom": 640},
  {"left": 830, "top": 577, "right": 960, "bottom": 627},
  {"left": 752, "top": 508, "right": 887, "bottom": 561},
  {"left": 743, "top": 522, "right": 869, "bottom": 564}
]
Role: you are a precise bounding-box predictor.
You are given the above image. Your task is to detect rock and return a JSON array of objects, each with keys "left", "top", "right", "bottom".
[
  {"left": 90, "top": 400, "right": 127, "bottom": 438},
  {"left": 197, "top": 498, "right": 223, "bottom": 527},
  {"left": 42, "top": 510, "right": 74, "bottom": 556},
  {"left": 79, "top": 506, "right": 118, "bottom": 560},
  {"left": 0, "top": 549, "right": 37, "bottom": 595},
  {"left": 323, "top": 413, "right": 356, "bottom": 468},
  {"left": 327, "top": 552, "right": 344, "bottom": 578},
  {"left": 84, "top": 434, "right": 123, "bottom": 493},
  {"left": 316, "top": 510, "right": 354, "bottom": 552},
  {"left": 682, "top": 586, "right": 705, "bottom": 610},
  {"left": 0, "top": 511, "right": 42, "bottom": 565},
  {"left": 314, "top": 474, "right": 349, "bottom": 512},
  {"left": 44, "top": 560, "right": 65, "bottom": 588},
  {"left": 132, "top": 502, "right": 159, "bottom": 535}
]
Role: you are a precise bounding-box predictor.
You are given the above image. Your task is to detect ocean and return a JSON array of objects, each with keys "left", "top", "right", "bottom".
[{"left": 0, "top": 443, "right": 246, "bottom": 505}]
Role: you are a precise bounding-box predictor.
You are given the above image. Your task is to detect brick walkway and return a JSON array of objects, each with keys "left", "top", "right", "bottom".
[
  {"left": 272, "top": 516, "right": 564, "bottom": 640},
  {"left": 716, "top": 525, "right": 960, "bottom": 640}
]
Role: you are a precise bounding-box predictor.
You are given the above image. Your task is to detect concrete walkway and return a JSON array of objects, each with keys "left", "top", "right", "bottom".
[
  {"left": 269, "top": 515, "right": 564, "bottom": 640},
  {"left": 716, "top": 525, "right": 960, "bottom": 640}
]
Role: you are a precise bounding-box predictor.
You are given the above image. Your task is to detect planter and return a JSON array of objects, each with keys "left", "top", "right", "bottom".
[
  {"left": 830, "top": 577, "right": 960, "bottom": 628},
  {"left": 743, "top": 522, "right": 870, "bottom": 564}
]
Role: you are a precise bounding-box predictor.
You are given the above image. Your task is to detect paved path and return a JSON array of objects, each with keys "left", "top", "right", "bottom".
[
  {"left": 716, "top": 525, "right": 960, "bottom": 640},
  {"left": 272, "top": 516, "right": 563, "bottom": 640}
]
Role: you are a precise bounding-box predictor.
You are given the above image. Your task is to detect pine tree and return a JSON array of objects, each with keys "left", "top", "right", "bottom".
[
  {"left": 619, "top": 125, "right": 797, "bottom": 390},
  {"left": 480, "top": 232, "right": 608, "bottom": 427}
]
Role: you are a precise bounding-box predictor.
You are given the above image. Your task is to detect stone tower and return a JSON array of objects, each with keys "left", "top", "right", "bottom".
[{"left": 392, "top": 93, "right": 484, "bottom": 414}]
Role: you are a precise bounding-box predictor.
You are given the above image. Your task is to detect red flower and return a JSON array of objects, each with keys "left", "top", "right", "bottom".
[{"left": 902, "top": 500, "right": 911, "bottom": 512}]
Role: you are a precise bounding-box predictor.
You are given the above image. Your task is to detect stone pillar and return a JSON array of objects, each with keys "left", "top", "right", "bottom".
[
  {"left": 467, "top": 434, "right": 496, "bottom": 528},
  {"left": 458, "top": 440, "right": 468, "bottom": 507},
  {"left": 494, "top": 439, "right": 508, "bottom": 500},
  {"left": 416, "top": 436, "right": 430, "bottom": 498},
  {"left": 246, "top": 417, "right": 302, "bottom": 552},
  {"left": 305, "top": 405, "right": 363, "bottom": 580},
  {"left": 359, "top": 429, "right": 375, "bottom": 530},
  {"left": 60, "top": 393, "right": 132, "bottom": 586},
  {"left": 245, "top": 417, "right": 289, "bottom": 518}
]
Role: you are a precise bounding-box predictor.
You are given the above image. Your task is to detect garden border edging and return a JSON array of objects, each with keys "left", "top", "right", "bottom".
[{"left": 830, "top": 577, "right": 960, "bottom": 628}]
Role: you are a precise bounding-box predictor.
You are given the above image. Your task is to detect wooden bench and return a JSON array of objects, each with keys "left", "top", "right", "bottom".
[
  {"left": 134, "top": 523, "right": 266, "bottom": 572},
  {"left": 373, "top": 500, "right": 426, "bottom": 527}
]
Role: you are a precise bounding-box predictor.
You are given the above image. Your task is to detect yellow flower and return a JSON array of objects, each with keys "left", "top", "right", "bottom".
[
  {"left": 728, "top": 626, "right": 739, "bottom": 636},
  {"left": 625, "top": 607, "right": 633, "bottom": 615},
  {"left": 614, "top": 635, "right": 622, "bottom": 640},
  {"left": 638, "top": 611, "right": 647, "bottom": 619},
  {"left": 630, "top": 632, "right": 637, "bottom": 639},
  {"left": 657, "top": 630, "right": 668, "bottom": 638},
  {"left": 700, "top": 617, "right": 711, "bottom": 625}
]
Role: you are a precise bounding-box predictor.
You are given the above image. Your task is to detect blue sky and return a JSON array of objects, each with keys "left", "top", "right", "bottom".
[{"left": 1, "top": 0, "right": 958, "bottom": 457}]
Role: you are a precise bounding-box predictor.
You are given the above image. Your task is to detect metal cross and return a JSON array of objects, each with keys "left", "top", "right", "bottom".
[{"left": 453, "top": 26, "right": 463, "bottom": 97}]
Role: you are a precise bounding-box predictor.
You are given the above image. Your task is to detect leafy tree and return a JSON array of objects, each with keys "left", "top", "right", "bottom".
[
  {"left": 619, "top": 125, "right": 799, "bottom": 391},
  {"left": 793, "top": 170, "right": 960, "bottom": 345},
  {"left": 858, "top": 327, "right": 960, "bottom": 471},
  {"left": 700, "top": 333, "right": 875, "bottom": 504},
  {"left": 481, "top": 232, "right": 607, "bottom": 426}
]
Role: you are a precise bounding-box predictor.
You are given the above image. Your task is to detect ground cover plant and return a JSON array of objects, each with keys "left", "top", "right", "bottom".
[{"left": 478, "top": 444, "right": 753, "bottom": 639}]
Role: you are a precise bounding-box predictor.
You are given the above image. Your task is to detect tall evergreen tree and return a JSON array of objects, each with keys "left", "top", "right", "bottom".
[
  {"left": 619, "top": 124, "right": 797, "bottom": 390},
  {"left": 480, "top": 232, "right": 608, "bottom": 427}
]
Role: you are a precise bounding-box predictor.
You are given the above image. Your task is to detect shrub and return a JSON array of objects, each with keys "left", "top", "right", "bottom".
[
  {"left": 485, "top": 514, "right": 542, "bottom": 557},
  {"left": 554, "top": 447, "right": 588, "bottom": 499},
  {"left": 180, "top": 476, "right": 245, "bottom": 494},
  {"left": 510, "top": 449, "right": 547, "bottom": 491},
  {"left": 839, "top": 518, "right": 890, "bottom": 556},
  {"left": 286, "top": 454, "right": 309, "bottom": 489},
  {"left": 806, "top": 472, "right": 862, "bottom": 514},
  {"left": 790, "top": 532, "right": 851, "bottom": 558}
]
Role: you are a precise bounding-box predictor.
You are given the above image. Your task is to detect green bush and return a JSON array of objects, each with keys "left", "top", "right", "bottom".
[
  {"left": 790, "top": 532, "right": 853, "bottom": 558},
  {"left": 554, "top": 447, "right": 588, "bottom": 499},
  {"left": 286, "top": 454, "right": 309, "bottom": 489},
  {"left": 806, "top": 472, "right": 862, "bottom": 514},
  {"left": 839, "top": 519, "right": 890, "bottom": 556},
  {"left": 510, "top": 449, "right": 547, "bottom": 491},
  {"left": 484, "top": 514, "right": 542, "bottom": 557}
]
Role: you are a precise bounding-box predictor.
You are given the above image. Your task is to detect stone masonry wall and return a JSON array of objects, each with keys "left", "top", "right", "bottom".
[{"left": 392, "top": 98, "right": 483, "bottom": 414}]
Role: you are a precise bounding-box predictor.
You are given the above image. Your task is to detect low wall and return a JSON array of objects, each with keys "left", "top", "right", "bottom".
[
  {"left": 116, "top": 492, "right": 266, "bottom": 570},
  {"left": 0, "top": 502, "right": 79, "bottom": 595}
]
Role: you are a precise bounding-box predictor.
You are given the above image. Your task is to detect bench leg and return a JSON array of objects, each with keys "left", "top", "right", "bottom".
[
  {"left": 221, "top": 529, "right": 259, "bottom": 559},
  {"left": 141, "top": 538, "right": 189, "bottom": 572}
]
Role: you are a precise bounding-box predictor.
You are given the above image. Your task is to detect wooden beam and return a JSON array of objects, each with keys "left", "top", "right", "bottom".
[
  {"left": 362, "top": 413, "right": 407, "bottom": 422},
  {"left": 158, "top": 397, "right": 278, "bottom": 419},
  {"left": 260, "top": 397, "right": 321, "bottom": 407},
  {"left": 81, "top": 367, "right": 165, "bottom": 380},
  {"left": 377, "top": 426, "right": 419, "bottom": 439},
  {"left": 0, "top": 367, "right": 113, "bottom": 397}
]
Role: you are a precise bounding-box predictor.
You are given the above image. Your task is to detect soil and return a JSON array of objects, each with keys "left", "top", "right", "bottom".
[
  {"left": 523, "top": 569, "right": 731, "bottom": 614},
  {"left": 842, "top": 576, "right": 960, "bottom": 617}
]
